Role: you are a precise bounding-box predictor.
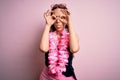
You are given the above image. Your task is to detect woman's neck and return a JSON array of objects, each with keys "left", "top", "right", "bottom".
[
  {"left": 56, "top": 29, "right": 64, "bottom": 35},
  {"left": 57, "top": 31, "right": 61, "bottom": 35}
]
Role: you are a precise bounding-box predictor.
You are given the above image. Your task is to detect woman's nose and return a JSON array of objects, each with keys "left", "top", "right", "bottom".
[{"left": 56, "top": 18, "right": 61, "bottom": 22}]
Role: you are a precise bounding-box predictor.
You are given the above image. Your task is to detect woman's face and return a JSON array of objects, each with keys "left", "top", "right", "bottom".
[{"left": 52, "top": 8, "right": 67, "bottom": 32}]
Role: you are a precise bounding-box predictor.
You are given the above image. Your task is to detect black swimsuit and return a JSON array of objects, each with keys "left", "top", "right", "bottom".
[{"left": 45, "top": 47, "right": 77, "bottom": 80}]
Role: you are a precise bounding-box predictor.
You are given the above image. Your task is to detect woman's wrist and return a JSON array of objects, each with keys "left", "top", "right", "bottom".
[
  {"left": 46, "top": 24, "right": 52, "bottom": 27},
  {"left": 45, "top": 24, "right": 51, "bottom": 31}
]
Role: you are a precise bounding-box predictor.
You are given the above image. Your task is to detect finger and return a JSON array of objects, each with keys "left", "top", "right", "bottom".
[
  {"left": 66, "top": 9, "right": 70, "bottom": 15},
  {"left": 51, "top": 14, "right": 56, "bottom": 20},
  {"left": 48, "top": 10, "right": 51, "bottom": 16},
  {"left": 50, "top": 11, "right": 54, "bottom": 15},
  {"left": 44, "top": 12, "right": 48, "bottom": 18},
  {"left": 61, "top": 9, "right": 70, "bottom": 16},
  {"left": 46, "top": 10, "right": 50, "bottom": 16},
  {"left": 52, "top": 19, "right": 56, "bottom": 23},
  {"left": 48, "top": 10, "right": 53, "bottom": 16},
  {"left": 61, "top": 9, "right": 67, "bottom": 15},
  {"left": 59, "top": 17, "right": 67, "bottom": 24},
  {"left": 44, "top": 12, "right": 47, "bottom": 18}
]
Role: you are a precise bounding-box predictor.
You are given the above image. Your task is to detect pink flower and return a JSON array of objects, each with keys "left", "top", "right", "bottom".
[{"left": 48, "top": 29, "right": 70, "bottom": 74}]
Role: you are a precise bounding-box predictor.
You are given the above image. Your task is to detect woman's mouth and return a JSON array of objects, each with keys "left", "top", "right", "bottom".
[{"left": 56, "top": 25, "right": 61, "bottom": 28}]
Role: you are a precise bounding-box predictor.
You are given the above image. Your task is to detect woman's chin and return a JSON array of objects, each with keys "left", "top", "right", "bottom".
[{"left": 56, "top": 28, "right": 64, "bottom": 32}]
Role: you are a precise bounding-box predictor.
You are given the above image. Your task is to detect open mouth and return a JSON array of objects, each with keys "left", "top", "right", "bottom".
[
  {"left": 55, "top": 24, "right": 61, "bottom": 28},
  {"left": 56, "top": 25, "right": 61, "bottom": 27}
]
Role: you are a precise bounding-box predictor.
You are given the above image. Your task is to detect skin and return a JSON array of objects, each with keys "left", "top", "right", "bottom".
[{"left": 40, "top": 8, "right": 80, "bottom": 53}]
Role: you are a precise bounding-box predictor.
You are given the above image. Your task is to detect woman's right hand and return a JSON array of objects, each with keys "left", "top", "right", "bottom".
[{"left": 44, "top": 10, "right": 56, "bottom": 26}]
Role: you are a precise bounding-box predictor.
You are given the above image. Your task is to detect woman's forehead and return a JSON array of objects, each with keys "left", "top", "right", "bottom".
[{"left": 53, "top": 8, "right": 66, "bottom": 16}]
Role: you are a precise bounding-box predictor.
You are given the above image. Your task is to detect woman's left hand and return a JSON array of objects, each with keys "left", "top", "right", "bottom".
[{"left": 61, "top": 9, "right": 71, "bottom": 26}]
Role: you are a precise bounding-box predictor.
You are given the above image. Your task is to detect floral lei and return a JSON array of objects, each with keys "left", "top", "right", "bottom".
[{"left": 48, "top": 28, "right": 70, "bottom": 75}]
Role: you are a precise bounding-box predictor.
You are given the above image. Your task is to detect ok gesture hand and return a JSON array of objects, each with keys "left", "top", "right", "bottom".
[{"left": 44, "top": 10, "right": 56, "bottom": 26}]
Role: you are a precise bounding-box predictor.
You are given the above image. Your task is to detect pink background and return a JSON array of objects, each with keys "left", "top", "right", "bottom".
[{"left": 0, "top": 0, "right": 120, "bottom": 80}]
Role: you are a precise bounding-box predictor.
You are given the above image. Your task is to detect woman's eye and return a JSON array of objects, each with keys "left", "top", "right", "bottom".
[
  {"left": 52, "top": 16, "right": 56, "bottom": 20},
  {"left": 61, "top": 16, "right": 66, "bottom": 19}
]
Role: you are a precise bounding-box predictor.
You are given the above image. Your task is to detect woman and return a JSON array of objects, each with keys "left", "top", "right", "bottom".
[{"left": 39, "top": 4, "right": 80, "bottom": 80}]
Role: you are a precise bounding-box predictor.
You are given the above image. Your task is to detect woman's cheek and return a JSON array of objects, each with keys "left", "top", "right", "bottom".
[{"left": 61, "top": 19, "right": 67, "bottom": 25}]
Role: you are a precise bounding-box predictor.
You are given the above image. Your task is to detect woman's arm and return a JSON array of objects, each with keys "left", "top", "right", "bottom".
[
  {"left": 68, "top": 23, "right": 80, "bottom": 53},
  {"left": 67, "top": 10, "right": 80, "bottom": 53},
  {"left": 39, "top": 10, "right": 55, "bottom": 53},
  {"left": 39, "top": 24, "right": 50, "bottom": 53}
]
